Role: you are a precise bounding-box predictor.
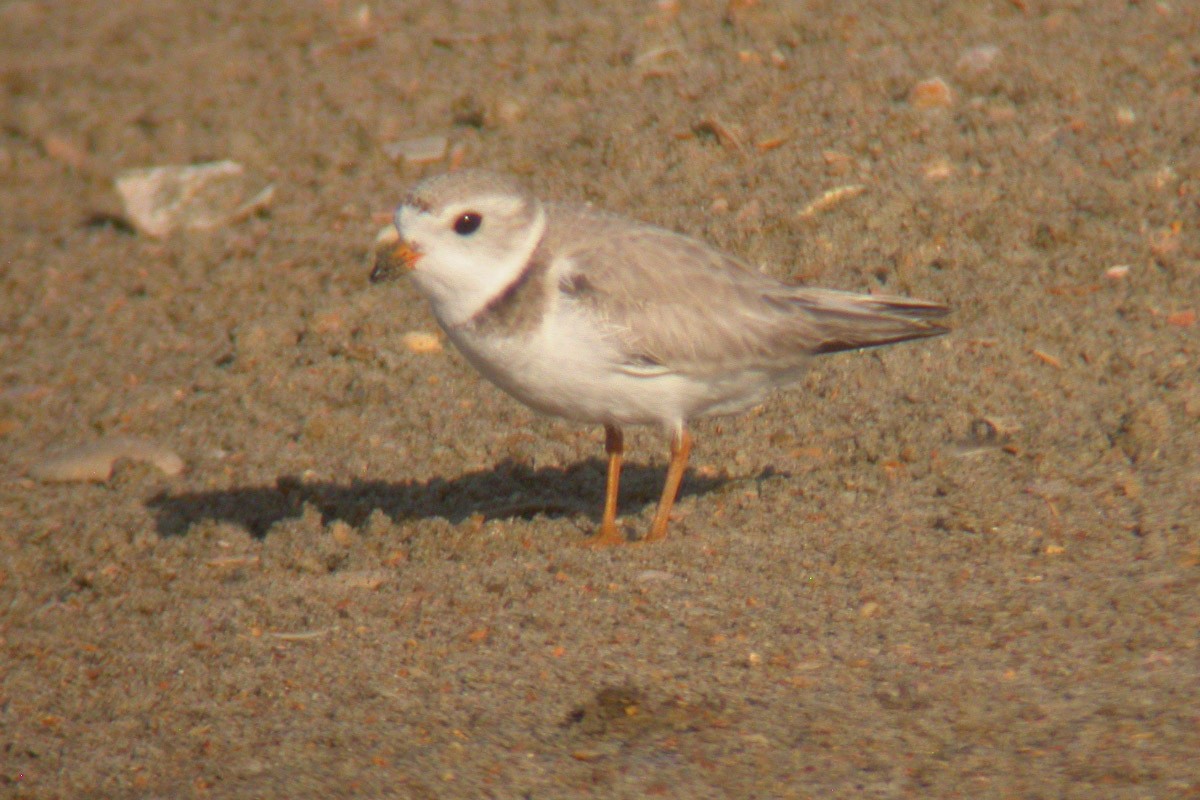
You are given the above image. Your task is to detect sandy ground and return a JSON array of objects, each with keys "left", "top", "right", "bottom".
[{"left": 2, "top": 1, "right": 1198, "bottom": 797}]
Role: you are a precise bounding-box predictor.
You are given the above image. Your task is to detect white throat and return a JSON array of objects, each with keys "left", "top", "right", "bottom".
[{"left": 416, "top": 207, "right": 547, "bottom": 329}]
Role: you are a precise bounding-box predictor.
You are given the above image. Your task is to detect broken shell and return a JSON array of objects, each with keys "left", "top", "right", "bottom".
[
  {"left": 955, "top": 45, "right": 1000, "bottom": 75},
  {"left": 1104, "top": 265, "right": 1131, "bottom": 280},
  {"left": 30, "top": 436, "right": 184, "bottom": 483},
  {"left": 797, "top": 184, "right": 866, "bottom": 218},
  {"left": 382, "top": 135, "right": 449, "bottom": 165},
  {"left": 115, "top": 161, "right": 274, "bottom": 238}
]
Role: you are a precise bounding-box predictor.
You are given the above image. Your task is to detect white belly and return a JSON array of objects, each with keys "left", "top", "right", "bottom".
[{"left": 444, "top": 306, "right": 779, "bottom": 430}]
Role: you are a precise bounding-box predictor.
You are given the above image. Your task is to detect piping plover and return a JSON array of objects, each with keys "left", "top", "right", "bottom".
[{"left": 371, "top": 170, "right": 949, "bottom": 545}]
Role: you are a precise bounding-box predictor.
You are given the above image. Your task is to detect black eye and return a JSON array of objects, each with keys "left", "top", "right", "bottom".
[{"left": 453, "top": 212, "right": 482, "bottom": 235}]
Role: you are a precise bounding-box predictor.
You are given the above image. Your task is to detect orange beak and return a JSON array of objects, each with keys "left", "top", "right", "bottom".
[
  {"left": 369, "top": 237, "right": 422, "bottom": 284},
  {"left": 394, "top": 240, "right": 422, "bottom": 271}
]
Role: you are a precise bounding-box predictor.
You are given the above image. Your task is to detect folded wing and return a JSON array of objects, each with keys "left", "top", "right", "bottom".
[{"left": 548, "top": 205, "right": 948, "bottom": 377}]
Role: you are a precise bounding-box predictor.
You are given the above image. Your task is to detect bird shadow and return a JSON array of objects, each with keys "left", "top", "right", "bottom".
[{"left": 146, "top": 457, "right": 759, "bottom": 539}]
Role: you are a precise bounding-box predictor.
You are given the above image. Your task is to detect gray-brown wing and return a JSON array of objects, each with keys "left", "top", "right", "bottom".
[{"left": 547, "top": 205, "right": 948, "bottom": 376}]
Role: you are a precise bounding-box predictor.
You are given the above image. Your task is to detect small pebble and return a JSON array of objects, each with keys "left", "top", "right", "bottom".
[
  {"left": 1166, "top": 310, "right": 1196, "bottom": 328},
  {"left": 1114, "top": 106, "right": 1137, "bottom": 127},
  {"left": 923, "top": 158, "right": 955, "bottom": 181},
  {"left": 754, "top": 135, "right": 788, "bottom": 151},
  {"left": 821, "top": 149, "right": 854, "bottom": 175},
  {"left": 340, "top": 570, "right": 391, "bottom": 590},
  {"left": 908, "top": 77, "right": 955, "bottom": 109},
  {"left": 30, "top": 436, "right": 184, "bottom": 483},
  {"left": 1151, "top": 166, "right": 1178, "bottom": 190},
  {"left": 346, "top": 3, "right": 371, "bottom": 32},
  {"left": 494, "top": 98, "right": 525, "bottom": 125},
  {"left": 328, "top": 520, "right": 355, "bottom": 546},
  {"left": 1104, "top": 264, "right": 1130, "bottom": 280},
  {"left": 41, "top": 133, "right": 90, "bottom": 170}
]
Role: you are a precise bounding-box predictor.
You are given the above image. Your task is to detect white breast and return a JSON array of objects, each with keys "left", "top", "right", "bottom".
[{"left": 444, "top": 297, "right": 781, "bottom": 432}]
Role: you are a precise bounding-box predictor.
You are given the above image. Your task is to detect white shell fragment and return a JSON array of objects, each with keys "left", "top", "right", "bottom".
[
  {"left": 955, "top": 44, "right": 1000, "bottom": 75},
  {"left": 115, "top": 161, "right": 275, "bottom": 238},
  {"left": 400, "top": 331, "right": 443, "bottom": 354},
  {"left": 382, "top": 135, "right": 449, "bottom": 166},
  {"left": 1105, "top": 265, "right": 1131, "bottom": 281},
  {"left": 30, "top": 436, "right": 185, "bottom": 483},
  {"left": 797, "top": 184, "right": 866, "bottom": 218}
]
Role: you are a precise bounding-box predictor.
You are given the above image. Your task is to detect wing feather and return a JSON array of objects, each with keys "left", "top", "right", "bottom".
[{"left": 545, "top": 204, "right": 947, "bottom": 377}]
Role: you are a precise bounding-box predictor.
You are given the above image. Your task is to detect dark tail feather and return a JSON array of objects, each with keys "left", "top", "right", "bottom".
[{"left": 790, "top": 289, "right": 950, "bottom": 355}]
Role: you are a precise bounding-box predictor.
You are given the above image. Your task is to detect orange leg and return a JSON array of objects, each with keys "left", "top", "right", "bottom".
[
  {"left": 644, "top": 427, "right": 693, "bottom": 542},
  {"left": 580, "top": 424, "right": 627, "bottom": 547}
]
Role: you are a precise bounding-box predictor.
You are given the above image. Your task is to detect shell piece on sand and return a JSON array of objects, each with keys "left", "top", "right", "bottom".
[
  {"left": 400, "top": 331, "right": 443, "bottom": 353},
  {"left": 381, "top": 135, "right": 449, "bottom": 165},
  {"left": 908, "top": 77, "right": 955, "bottom": 109},
  {"left": 115, "top": 161, "right": 275, "bottom": 238},
  {"left": 30, "top": 436, "right": 185, "bottom": 483}
]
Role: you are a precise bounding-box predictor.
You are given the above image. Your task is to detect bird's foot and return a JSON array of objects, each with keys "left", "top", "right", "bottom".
[{"left": 578, "top": 521, "right": 628, "bottom": 548}]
